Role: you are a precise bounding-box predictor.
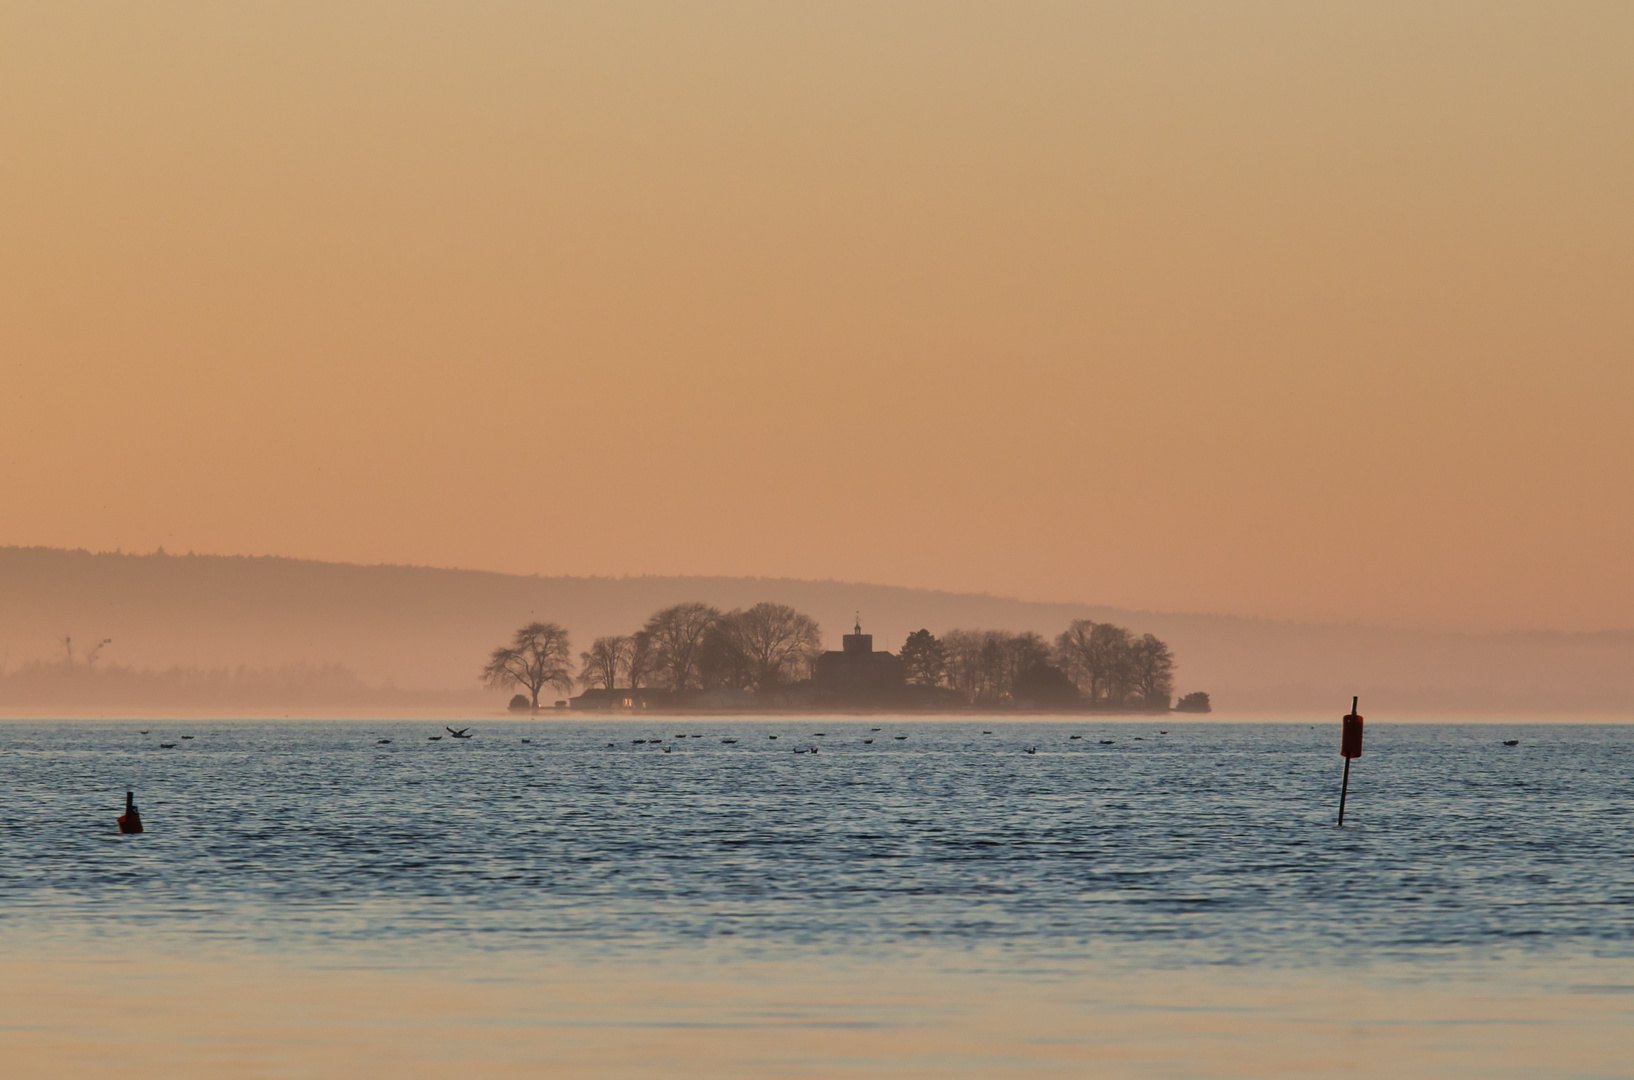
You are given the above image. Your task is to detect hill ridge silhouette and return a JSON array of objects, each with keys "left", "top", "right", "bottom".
[{"left": 3, "top": 546, "right": 1630, "bottom": 713}]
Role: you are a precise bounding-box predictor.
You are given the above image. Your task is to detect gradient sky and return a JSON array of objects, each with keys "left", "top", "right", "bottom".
[{"left": 2, "top": 2, "right": 1630, "bottom": 632}]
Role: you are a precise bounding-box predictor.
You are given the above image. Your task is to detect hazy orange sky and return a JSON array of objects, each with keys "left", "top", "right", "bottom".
[{"left": 2, "top": 2, "right": 1630, "bottom": 633}]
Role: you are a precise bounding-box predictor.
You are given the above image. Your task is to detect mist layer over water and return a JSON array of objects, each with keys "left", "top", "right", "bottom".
[{"left": 2, "top": 719, "right": 1629, "bottom": 972}]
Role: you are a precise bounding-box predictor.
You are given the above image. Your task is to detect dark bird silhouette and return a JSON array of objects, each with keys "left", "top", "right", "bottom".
[
  {"left": 870, "top": 727, "right": 882, "bottom": 732},
  {"left": 894, "top": 736, "right": 907, "bottom": 740},
  {"left": 447, "top": 727, "right": 473, "bottom": 738},
  {"left": 862, "top": 739, "right": 873, "bottom": 744},
  {"left": 982, "top": 731, "right": 992, "bottom": 735},
  {"left": 427, "top": 736, "right": 442, "bottom": 741},
  {"left": 139, "top": 730, "right": 149, "bottom": 735},
  {"left": 722, "top": 738, "right": 738, "bottom": 744},
  {"left": 1099, "top": 739, "right": 1114, "bottom": 744},
  {"left": 1503, "top": 739, "right": 1519, "bottom": 746},
  {"left": 1069, "top": 735, "right": 1082, "bottom": 740},
  {"left": 1023, "top": 747, "right": 1037, "bottom": 755},
  {"left": 521, "top": 738, "right": 532, "bottom": 743},
  {"left": 1159, "top": 730, "right": 1168, "bottom": 735},
  {"left": 768, "top": 735, "right": 778, "bottom": 739},
  {"left": 180, "top": 735, "right": 194, "bottom": 740},
  {"left": 633, "top": 739, "right": 646, "bottom": 744},
  {"left": 159, "top": 742, "right": 176, "bottom": 748},
  {"left": 376, "top": 739, "right": 391, "bottom": 744},
  {"left": 116, "top": 791, "right": 143, "bottom": 834}
]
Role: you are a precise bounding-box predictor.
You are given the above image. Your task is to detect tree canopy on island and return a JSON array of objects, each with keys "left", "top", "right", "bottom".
[{"left": 485, "top": 607, "right": 1194, "bottom": 710}]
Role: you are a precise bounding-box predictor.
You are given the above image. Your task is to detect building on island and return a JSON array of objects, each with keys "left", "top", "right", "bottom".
[
  {"left": 813, "top": 618, "right": 904, "bottom": 705},
  {"left": 569, "top": 687, "right": 670, "bottom": 710}
]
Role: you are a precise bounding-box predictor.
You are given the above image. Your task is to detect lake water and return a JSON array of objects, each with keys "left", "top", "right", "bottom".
[{"left": 3, "top": 718, "right": 1632, "bottom": 1077}]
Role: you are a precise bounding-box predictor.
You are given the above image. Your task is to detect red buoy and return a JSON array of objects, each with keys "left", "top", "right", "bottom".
[
  {"left": 1341, "top": 702, "right": 1364, "bottom": 759},
  {"left": 117, "top": 790, "right": 143, "bottom": 834}
]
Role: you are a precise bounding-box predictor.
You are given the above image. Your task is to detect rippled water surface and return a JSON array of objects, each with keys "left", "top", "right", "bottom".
[{"left": 4, "top": 718, "right": 1629, "bottom": 972}]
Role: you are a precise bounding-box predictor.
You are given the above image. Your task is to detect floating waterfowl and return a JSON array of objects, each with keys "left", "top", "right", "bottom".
[
  {"left": 116, "top": 791, "right": 143, "bottom": 834},
  {"left": 1159, "top": 730, "right": 1168, "bottom": 735},
  {"left": 521, "top": 738, "right": 531, "bottom": 743},
  {"left": 633, "top": 739, "right": 646, "bottom": 744},
  {"left": 1099, "top": 740, "right": 1114, "bottom": 745},
  {"left": 180, "top": 735, "right": 194, "bottom": 740},
  {"left": 428, "top": 736, "right": 442, "bottom": 741},
  {"left": 870, "top": 727, "right": 881, "bottom": 732},
  {"left": 862, "top": 739, "right": 873, "bottom": 744},
  {"left": 982, "top": 731, "right": 992, "bottom": 735},
  {"left": 813, "top": 733, "right": 825, "bottom": 737},
  {"left": 722, "top": 738, "right": 737, "bottom": 744},
  {"left": 377, "top": 739, "right": 391, "bottom": 744},
  {"left": 1023, "top": 747, "right": 1037, "bottom": 755},
  {"left": 1503, "top": 739, "right": 1520, "bottom": 746},
  {"left": 1069, "top": 735, "right": 1082, "bottom": 740},
  {"left": 894, "top": 736, "right": 907, "bottom": 740},
  {"left": 768, "top": 735, "right": 778, "bottom": 739},
  {"left": 139, "top": 730, "right": 149, "bottom": 735}
]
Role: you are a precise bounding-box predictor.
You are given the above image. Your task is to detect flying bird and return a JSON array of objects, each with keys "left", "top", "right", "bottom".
[{"left": 446, "top": 727, "right": 473, "bottom": 739}]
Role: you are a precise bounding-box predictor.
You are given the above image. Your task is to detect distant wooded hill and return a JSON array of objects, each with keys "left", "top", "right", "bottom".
[{"left": 1, "top": 546, "right": 1630, "bottom": 714}]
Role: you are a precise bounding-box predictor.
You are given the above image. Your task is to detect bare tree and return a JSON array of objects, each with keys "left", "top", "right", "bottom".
[
  {"left": 626, "top": 629, "right": 658, "bottom": 689},
  {"left": 941, "top": 629, "right": 987, "bottom": 703},
  {"left": 482, "top": 621, "right": 574, "bottom": 710},
  {"left": 719, "top": 603, "right": 822, "bottom": 691},
  {"left": 642, "top": 602, "right": 721, "bottom": 692},
  {"left": 1128, "top": 633, "right": 1175, "bottom": 709},
  {"left": 1054, "top": 620, "right": 1138, "bottom": 705},
  {"left": 1001, "top": 632, "right": 1051, "bottom": 697},
  {"left": 698, "top": 618, "right": 754, "bottom": 691},
  {"left": 579, "top": 635, "right": 632, "bottom": 690},
  {"left": 1099, "top": 623, "right": 1136, "bottom": 704}
]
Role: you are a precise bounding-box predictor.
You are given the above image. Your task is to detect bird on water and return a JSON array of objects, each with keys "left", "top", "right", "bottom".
[{"left": 446, "top": 727, "right": 473, "bottom": 739}]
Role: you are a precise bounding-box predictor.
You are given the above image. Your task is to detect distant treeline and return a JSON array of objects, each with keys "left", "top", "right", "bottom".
[
  {"left": 485, "top": 602, "right": 1206, "bottom": 711},
  {"left": 0, "top": 654, "right": 402, "bottom": 708}
]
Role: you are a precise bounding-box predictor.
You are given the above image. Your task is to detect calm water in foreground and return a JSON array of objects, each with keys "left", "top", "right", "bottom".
[{"left": 2, "top": 718, "right": 1631, "bottom": 1078}]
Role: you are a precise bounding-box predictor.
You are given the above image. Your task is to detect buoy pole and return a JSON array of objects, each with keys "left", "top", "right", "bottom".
[
  {"left": 117, "top": 790, "right": 144, "bottom": 834},
  {"left": 1336, "top": 756, "right": 1352, "bottom": 826},
  {"left": 1337, "top": 695, "right": 1363, "bottom": 827}
]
